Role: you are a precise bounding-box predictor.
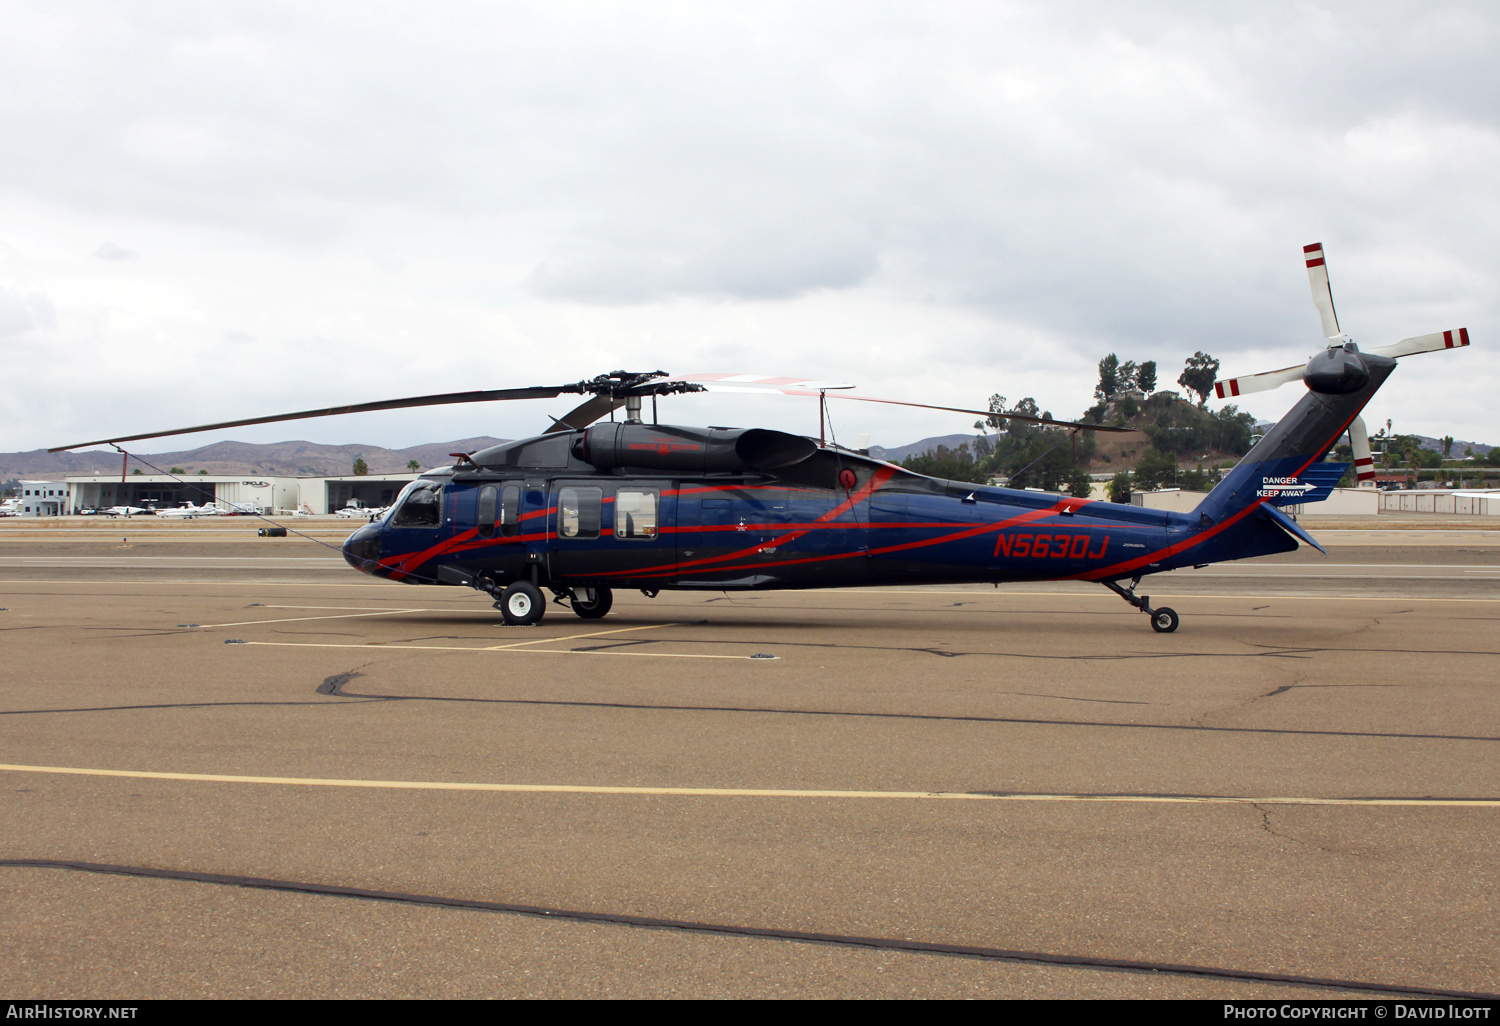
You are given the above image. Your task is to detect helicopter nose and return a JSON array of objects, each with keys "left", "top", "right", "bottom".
[{"left": 343, "top": 522, "right": 383, "bottom": 575}]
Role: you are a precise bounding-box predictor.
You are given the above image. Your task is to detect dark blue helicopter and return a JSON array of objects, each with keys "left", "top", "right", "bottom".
[{"left": 320, "top": 347, "right": 1390, "bottom": 633}]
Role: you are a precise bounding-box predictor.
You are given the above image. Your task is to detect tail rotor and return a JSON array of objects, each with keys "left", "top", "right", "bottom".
[{"left": 1211, "top": 242, "right": 1472, "bottom": 486}]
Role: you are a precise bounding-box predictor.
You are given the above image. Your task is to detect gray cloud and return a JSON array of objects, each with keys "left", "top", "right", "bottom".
[
  {"left": 0, "top": 287, "right": 56, "bottom": 336},
  {"left": 93, "top": 242, "right": 137, "bottom": 260},
  {"left": 0, "top": 2, "right": 1494, "bottom": 448}
]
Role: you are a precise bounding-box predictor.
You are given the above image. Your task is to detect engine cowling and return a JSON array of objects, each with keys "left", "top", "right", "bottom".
[{"left": 572, "top": 424, "right": 816, "bottom": 472}]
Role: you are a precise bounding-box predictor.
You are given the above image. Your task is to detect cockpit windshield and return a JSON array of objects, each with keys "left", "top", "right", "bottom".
[{"left": 391, "top": 480, "right": 443, "bottom": 527}]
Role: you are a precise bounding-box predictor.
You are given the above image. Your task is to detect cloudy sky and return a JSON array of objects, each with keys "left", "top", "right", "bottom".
[{"left": 1, "top": 1, "right": 1496, "bottom": 456}]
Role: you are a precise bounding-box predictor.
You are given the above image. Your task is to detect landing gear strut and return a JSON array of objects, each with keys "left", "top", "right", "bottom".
[
  {"left": 568, "top": 586, "right": 613, "bottom": 619},
  {"left": 1103, "top": 577, "right": 1179, "bottom": 633}
]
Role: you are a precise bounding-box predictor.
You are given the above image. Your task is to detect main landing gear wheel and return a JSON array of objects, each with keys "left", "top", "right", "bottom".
[
  {"left": 498, "top": 581, "right": 545, "bottom": 626},
  {"left": 570, "top": 586, "right": 613, "bottom": 619},
  {"left": 1102, "top": 578, "right": 1182, "bottom": 633}
]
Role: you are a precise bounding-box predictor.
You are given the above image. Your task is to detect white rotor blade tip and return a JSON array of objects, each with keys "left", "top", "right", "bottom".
[
  {"left": 1304, "top": 242, "right": 1342, "bottom": 338},
  {"left": 1213, "top": 363, "right": 1304, "bottom": 399}
]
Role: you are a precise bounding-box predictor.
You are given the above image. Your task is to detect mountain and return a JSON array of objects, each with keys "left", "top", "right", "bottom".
[
  {"left": 867, "top": 434, "right": 997, "bottom": 463},
  {"left": 0, "top": 437, "right": 508, "bottom": 480},
  {"left": 4, "top": 424, "right": 1491, "bottom": 483}
]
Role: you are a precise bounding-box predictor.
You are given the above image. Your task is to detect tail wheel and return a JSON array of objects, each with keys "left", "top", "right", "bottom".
[
  {"left": 1151, "top": 607, "right": 1179, "bottom": 633},
  {"left": 570, "top": 586, "right": 613, "bottom": 619},
  {"left": 499, "top": 581, "right": 546, "bottom": 626}
]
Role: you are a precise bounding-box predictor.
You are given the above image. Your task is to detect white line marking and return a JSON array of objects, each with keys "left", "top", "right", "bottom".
[
  {"left": 482, "top": 622, "right": 676, "bottom": 651},
  {"left": 243, "top": 642, "right": 760, "bottom": 660},
  {"left": 0, "top": 763, "right": 1491, "bottom": 806}
]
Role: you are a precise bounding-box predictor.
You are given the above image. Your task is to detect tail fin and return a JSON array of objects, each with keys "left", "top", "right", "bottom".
[{"left": 1195, "top": 349, "right": 1395, "bottom": 528}]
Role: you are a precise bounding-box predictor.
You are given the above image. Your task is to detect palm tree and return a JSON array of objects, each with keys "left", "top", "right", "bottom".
[{"left": 406, "top": 459, "right": 420, "bottom": 472}]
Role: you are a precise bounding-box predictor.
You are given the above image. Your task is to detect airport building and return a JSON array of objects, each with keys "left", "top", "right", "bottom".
[
  {"left": 58, "top": 472, "right": 421, "bottom": 515},
  {"left": 15, "top": 480, "right": 68, "bottom": 516}
]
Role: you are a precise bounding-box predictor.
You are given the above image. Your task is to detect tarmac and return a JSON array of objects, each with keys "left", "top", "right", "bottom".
[{"left": 1, "top": 514, "right": 1497, "bottom": 999}]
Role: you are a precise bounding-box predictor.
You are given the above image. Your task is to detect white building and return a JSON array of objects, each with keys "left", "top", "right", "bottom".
[{"left": 16, "top": 480, "right": 67, "bottom": 516}]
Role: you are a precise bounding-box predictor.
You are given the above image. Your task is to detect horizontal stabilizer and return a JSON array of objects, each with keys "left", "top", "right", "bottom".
[
  {"left": 1260, "top": 503, "right": 1326, "bottom": 555},
  {"left": 1261, "top": 461, "right": 1349, "bottom": 508}
]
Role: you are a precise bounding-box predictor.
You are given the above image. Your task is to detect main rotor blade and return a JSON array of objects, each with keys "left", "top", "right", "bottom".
[
  {"left": 543, "top": 394, "right": 626, "bottom": 434},
  {"left": 826, "top": 394, "right": 1134, "bottom": 432},
  {"left": 1305, "top": 242, "right": 1342, "bottom": 339},
  {"left": 1348, "top": 415, "right": 1377, "bottom": 486},
  {"left": 671, "top": 374, "right": 857, "bottom": 394},
  {"left": 1364, "top": 327, "right": 1470, "bottom": 360},
  {"left": 49, "top": 385, "right": 571, "bottom": 453},
  {"left": 1214, "top": 363, "right": 1304, "bottom": 399},
  {"left": 670, "top": 373, "right": 1128, "bottom": 432}
]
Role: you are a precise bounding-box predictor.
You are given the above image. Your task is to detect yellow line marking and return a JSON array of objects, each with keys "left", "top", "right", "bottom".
[
  {"left": 0, "top": 764, "right": 1491, "bottom": 806},
  {"left": 197, "top": 609, "right": 426, "bottom": 628}
]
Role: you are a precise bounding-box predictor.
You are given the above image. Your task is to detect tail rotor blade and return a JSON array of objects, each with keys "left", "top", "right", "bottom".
[
  {"left": 1348, "top": 415, "right": 1377, "bottom": 486},
  {"left": 1214, "top": 363, "right": 1304, "bottom": 399},
  {"left": 1364, "top": 328, "right": 1471, "bottom": 360},
  {"left": 1305, "top": 242, "right": 1342, "bottom": 339}
]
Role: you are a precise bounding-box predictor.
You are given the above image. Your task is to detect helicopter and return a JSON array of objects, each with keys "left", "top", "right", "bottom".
[{"left": 51, "top": 244, "right": 1470, "bottom": 632}]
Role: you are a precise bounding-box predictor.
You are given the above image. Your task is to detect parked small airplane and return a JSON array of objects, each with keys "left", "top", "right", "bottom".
[{"left": 157, "top": 502, "right": 224, "bottom": 519}]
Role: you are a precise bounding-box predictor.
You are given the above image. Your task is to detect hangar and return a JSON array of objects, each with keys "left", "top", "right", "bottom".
[{"left": 60, "top": 472, "right": 419, "bottom": 515}]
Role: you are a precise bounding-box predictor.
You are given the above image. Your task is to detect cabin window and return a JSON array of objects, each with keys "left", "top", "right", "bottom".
[
  {"left": 476, "top": 486, "right": 498, "bottom": 537},
  {"left": 392, "top": 481, "right": 442, "bottom": 527},
  {"left": 500, "top": 484, "right": 520, "bottom": 537},
  {"left": 615, "top": 489, "right": 658, "bottom": 540},
  {"left": 557, "top": 487, "right": 602, "bottom": 539}
]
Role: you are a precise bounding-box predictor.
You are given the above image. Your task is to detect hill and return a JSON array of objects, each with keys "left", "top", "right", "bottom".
[{"left": 0, "top": 437, "right": 507, "bottom": 480}]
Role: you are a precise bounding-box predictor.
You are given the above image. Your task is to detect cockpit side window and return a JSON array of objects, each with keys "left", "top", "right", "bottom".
[{"left": 393, "top": 481, "right": 442, "bottom": 527}]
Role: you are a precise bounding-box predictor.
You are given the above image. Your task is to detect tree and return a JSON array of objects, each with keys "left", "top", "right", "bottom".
[
  {"left": 900, "top": 444, "right": 988, "bottom": 484},
  {"left": 1095, "top": 354, "right": 1120, "bottom": 403},
  {"left": 352, "top": 457, "right": 369, "bottom": 477},
  {"left": 1106, "top": 471, "right": 1132, "bottom": 504},
  {"left": 1137, "top": 360, "right": 1157, "bottom": 394},
  {"left": 1133, "top": 448, "right": 1179, "bottom": 490},
  {"left": 197, "top": 469, "right": 209, "bottom": 475},
  {"left": 170, "top": 467, "right": 185, "bottom": 475},
  {"left": 406, "top": 459, "right": 421, "bottom": 472},
  {"left": 1178, "top": 351, "right": 1220, "bottom": 406},
  {"left": 1442, "top": 436, "right": 1455, "bottom": 460},
  {"left": 1118, "top": 360, "right": 1139, "bottom": 393},
  {"left": 130, "top": 468, "right": 143, "bottom": 475}
]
